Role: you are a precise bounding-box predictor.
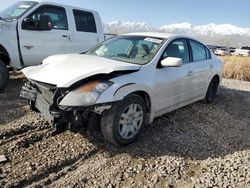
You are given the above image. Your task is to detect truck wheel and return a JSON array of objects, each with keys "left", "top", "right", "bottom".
[
  {"left": 0, "top": 60, "right": 9, "bottom": 92},
  {"left": 101, "top": 94, "right": 146, "bottom": 146}
]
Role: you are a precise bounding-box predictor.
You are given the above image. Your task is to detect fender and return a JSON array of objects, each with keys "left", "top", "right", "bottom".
[
  {"left": 97, "top": 83, "right": 157, "bottom": 123},
  {"left": 0, "top": 36, "right": 20, "bottom": 68}
]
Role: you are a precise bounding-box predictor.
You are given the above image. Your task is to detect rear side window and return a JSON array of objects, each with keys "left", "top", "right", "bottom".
[
  {"left": 190, "top": 40, "right": 211, "bottom": 61},
  {"left": 73, "top": 10, "right": 97, "bottom": 33},
  {"left": 29, "top": 5, "right": 68, "bottom": 30}
]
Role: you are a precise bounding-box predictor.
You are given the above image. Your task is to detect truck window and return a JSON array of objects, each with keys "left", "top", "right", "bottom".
[
  {"left": 29, "top": 5, "right": 68, "bottom": 30},
  {"left": 73, "top": 10, "right": 97, "bottom": 33}
]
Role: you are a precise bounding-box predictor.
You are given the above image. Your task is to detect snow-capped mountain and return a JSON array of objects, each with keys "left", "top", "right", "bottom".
[
  {"left": 104, "top": 21, "right": 155, "bottom": 34},
  {"left": 159, "top": 23, "right": 250, "bottom": 36},
  {"left": 104, "top": 21, "right": 250, "bottom": 37},
  {"left": 104, "top": 22, "right": 250, "bottom": 46}
]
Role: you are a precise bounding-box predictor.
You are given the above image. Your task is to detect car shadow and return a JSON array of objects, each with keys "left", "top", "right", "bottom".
[{"left": 84, "top": 85, "right": 250, "bottom": 160}]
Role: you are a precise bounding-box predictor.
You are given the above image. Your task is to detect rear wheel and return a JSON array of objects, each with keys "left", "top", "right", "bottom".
[
  {"left": 204, "top": 77, "right": 219, "bottom": 104},
  {"left": 101, "top": 94, "right": 146, "bottom": 146},
  {"left": 0, "top": 60, "right": 9, "bottom": 92}
]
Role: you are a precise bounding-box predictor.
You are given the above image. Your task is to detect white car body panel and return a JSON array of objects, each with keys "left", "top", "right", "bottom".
[
  {"left": 22, "top": 54, "right": 141, "bottom": 87},
  {"left": 22, "top": 32, "right": 223, "bottom": 124}
]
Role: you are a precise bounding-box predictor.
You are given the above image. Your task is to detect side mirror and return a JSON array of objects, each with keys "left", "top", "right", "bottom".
[
  {"left": 22, "top": 15, "right": 51, "bottom": 31},
  {"left": 161, "top": 57, "right": 183, "bottom": 67}
]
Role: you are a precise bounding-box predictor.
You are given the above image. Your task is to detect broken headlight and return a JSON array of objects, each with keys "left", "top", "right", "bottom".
[{"left": 59, "top": 81, "right": 113, "bottom": 107}]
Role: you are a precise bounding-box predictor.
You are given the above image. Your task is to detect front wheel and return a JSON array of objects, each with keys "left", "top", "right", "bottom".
[
  {"left": 204, "top": 77, "right": 219, "bottom": 104},
  {"left": 101, "top": 94, "right": 146, "bottom": 146},
  {"left": 0, "top": 60, "right": 9, "bottom": 92}
]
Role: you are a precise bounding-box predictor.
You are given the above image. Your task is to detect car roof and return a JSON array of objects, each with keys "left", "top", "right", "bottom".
[
  {"left": 123, "top": 32, "right": 198, "bottom": 41},
  {"left": 123, "top": 32, "right": 175, "bottom": 39}
]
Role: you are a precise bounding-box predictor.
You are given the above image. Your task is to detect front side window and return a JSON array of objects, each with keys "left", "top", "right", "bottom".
[
  {"left": 29, "top": 5, "right": 68, "bottom": 30},
  {"left": 0, "top": 1, "right": 38, "bottom": 20},
  {"left": 190, "top": 40, "right": 207, "bottom": 61},
  {"left": 87, "top": 36, "right": 164, "bottom": 65},
  {"left": 162, "top": 39, "right": 189, "bottom": 63},
  {"left": 73, "top": 10, "right": 97, "bottom": 33}
]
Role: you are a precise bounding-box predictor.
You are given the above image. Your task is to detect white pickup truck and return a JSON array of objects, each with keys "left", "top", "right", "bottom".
[{"left": 0, "top": 1, "right": 106, "bottom": 91}]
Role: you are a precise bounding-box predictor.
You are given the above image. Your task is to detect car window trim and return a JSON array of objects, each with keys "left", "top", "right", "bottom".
[{"left": 188, "top": 39, "right": 211, "bottom": 62}]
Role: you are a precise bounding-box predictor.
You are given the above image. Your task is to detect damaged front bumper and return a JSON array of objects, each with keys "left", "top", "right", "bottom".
[
  {"left": 20, "top": 82, "right": 64, "bottom": 123},
  {"left": 20, "top": 81, "right": 112, "bottom": 132}
]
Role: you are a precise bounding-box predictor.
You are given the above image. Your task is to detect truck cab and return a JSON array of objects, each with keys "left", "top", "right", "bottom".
[{"left": 0, "top": 1, "right": 105, "bottom": 91}]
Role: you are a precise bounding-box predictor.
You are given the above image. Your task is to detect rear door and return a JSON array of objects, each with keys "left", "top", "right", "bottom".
[
  {"left": 188, "top": 39, "right": 211, "bottom": 98},
  {"left": 71, "top": 9, "right": 103, "bottom": 53},
  {"left": 19, "top": 4, "right": 74, "bottom": 66}
]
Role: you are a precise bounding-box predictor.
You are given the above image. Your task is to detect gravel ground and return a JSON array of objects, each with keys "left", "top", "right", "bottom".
[{"left": 0, "top": 72, "right": 250, "bottom": 188}]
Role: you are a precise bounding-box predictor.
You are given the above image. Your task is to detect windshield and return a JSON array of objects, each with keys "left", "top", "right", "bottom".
[
  {"left": 87, "top": 36, "right": 164, "bottom": 65},
  {"left": 0, "top": 1, "right": 38, "bottom": 20}
]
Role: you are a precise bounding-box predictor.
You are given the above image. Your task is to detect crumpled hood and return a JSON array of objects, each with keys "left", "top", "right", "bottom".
[{"left": 22, "top": 54, "right": 141, "bottom": 87}]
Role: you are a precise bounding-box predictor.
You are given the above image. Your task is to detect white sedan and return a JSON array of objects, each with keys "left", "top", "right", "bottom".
[{"left": 21, "top": 33, "right": 223, "bottom": 145}]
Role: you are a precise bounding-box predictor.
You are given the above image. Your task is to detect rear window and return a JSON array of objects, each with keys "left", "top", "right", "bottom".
[
  {"left": 73, "top": 9, "right": 97, "bottom": 33},
  {"left": 190, "top": 40, "right": 211, "bottom": 61}
]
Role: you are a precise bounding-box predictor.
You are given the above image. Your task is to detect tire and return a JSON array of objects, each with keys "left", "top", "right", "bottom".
[
  {"left": 203, "top": 77, "right": 219, "bottom": 104},
  {"left": 101, "top": 94, "right": 146, "bottom": 146},
  {"left": 0, "top": 60, "right": 9, "bottom": 92}
]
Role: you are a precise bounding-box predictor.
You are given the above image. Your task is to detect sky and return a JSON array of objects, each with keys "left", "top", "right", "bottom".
[{"left": 0, "top": 0, "right": 249, "bottom": 28}]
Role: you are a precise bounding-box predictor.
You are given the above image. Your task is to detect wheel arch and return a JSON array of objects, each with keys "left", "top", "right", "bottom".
[
  {"left": 112, "top": 83, "right": 154, "bottom": 112},
  {"left": 0, "top": 44, "right": 10, "bottom": 65},
  {"left": 129, "top": 91, "right": 151, "bottom": 114},
  {"left": 212, "top": 74, "right": 220, "bottom": 84}
]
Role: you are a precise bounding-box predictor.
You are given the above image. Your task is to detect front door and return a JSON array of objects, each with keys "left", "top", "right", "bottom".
[
  {"left": 19, "top": 5, "right": 74, "bottom": 66},
  {"left": 155, "top": 39, "right": 194, "bottom": 114}
]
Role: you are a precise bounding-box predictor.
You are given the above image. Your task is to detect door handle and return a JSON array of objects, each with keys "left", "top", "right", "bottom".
[
  {"left": 62, "top": 35, "right": 71, "bottom": 40},
  {"left": 187, "top": 71, "right": 193, "bottom": 76}
]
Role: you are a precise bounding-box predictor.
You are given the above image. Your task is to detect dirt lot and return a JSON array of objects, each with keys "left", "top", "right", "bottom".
[{"left": 0, "top": 72, "right": 250, "bottom": 188}]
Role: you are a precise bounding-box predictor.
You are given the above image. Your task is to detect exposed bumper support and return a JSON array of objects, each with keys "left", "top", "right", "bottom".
[{"left": 20, "top": 82, "right": 113, "bottom": 134}]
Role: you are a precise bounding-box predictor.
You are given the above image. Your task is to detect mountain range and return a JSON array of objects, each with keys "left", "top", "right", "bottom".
[{"left": 104, "top": 21, "right": 250, "bottom": 47}]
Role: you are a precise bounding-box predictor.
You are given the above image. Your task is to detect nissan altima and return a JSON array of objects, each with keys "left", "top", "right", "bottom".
[{"left": 20, "top": 33, "right": 223, "bottom": 145}]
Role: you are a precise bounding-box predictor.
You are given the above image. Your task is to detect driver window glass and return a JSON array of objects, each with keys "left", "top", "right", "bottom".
[
  {"left": 163, "top": 39, "right": 189, "bottom": 63},
  {"left": 29, "top": 5, "right": 68, "bottom": 30}
]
